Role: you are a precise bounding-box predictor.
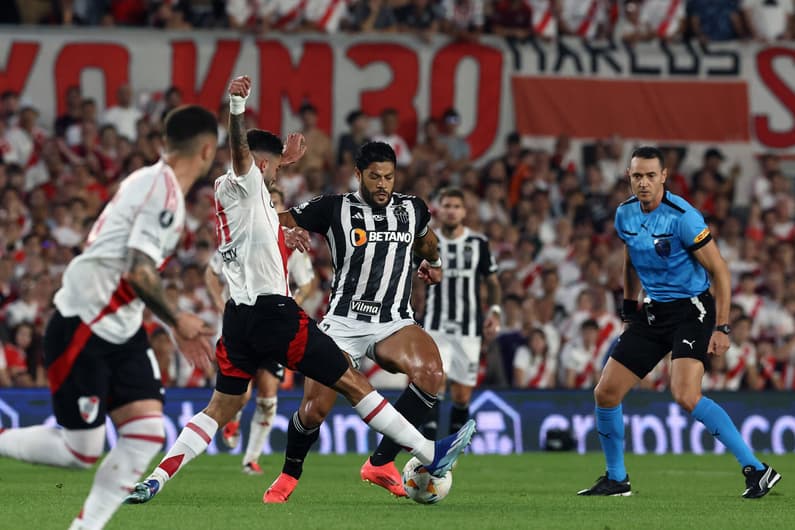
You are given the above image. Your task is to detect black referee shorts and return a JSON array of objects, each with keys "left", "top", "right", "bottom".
[
  {"left": 611, "top": 290, "right": 716, "bottom": 379},
  {"left": 217, "top": 295, "right": 349, "bottom": 395}
]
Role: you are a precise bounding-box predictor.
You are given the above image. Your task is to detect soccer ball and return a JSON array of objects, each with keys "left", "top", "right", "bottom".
[{"left": 401, "top": 457, "right": 453, "bottom": 504}]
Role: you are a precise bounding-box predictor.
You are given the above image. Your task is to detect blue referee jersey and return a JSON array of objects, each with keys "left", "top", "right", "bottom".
[{"left": 615, "top": 191, "right": 711, "bottom": 302}]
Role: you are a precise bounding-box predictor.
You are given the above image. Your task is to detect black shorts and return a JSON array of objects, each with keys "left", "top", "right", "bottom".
[
  {"left": 217, "top": 295, "right": 349, "bottom": 395},
  {"left": 611, "top": 290, "right": 716, "bottom": 379},
  {"left": 44, "top": 311, "right": 164, "bottom": 430}
]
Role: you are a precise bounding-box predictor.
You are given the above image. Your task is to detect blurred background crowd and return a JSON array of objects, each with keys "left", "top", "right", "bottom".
[
  {"left": 0, "top": 0, "right": 793, "bottom": 43},
  {"left": 1, "top": 0, "right": 794, "bottom": 393}
]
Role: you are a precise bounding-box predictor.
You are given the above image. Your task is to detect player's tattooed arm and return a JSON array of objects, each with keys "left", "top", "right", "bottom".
[
  {"left": 413, "top": 227, "right": 440, "bottom": 263},
  {"left": 229, "top": 110, "right": 252, "bottom": 177},
  {"left": 228, "top": 75, "right": 253, "bottom": 176},
  {"left": 125, "top": 248, "right": 178, "bottom": 327}
]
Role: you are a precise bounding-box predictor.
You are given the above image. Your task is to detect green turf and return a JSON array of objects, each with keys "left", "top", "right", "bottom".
[{"left": 1, "top": 453, "right": 792, "bottom": 529}]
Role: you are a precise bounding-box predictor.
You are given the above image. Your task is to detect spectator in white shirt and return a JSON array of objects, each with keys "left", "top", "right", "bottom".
[
  {"left": 743, "top": 0, "right": 794, "bottom": 41},
  {"left": 371, "top": 108, "right": 412, "bottom": 166},
  {"left": 102, "top": 83, "right": 142, "bottom": 141},
  {"left": 513, "top": 328, "right": 557, "bottom": 388}
]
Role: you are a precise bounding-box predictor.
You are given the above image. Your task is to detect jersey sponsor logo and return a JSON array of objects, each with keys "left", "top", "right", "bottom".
[
  {"left": 220, "top": 247, "right": 238, "bottom": 263},
  {"left": 78, "top": 396, "right": 100, "bottom": 424},
  {"left": 159, "top": 209, "right": 174, "bottom": 228},
  {"left": 693, "top": 228, "right": 710, "bottom": 244},
  {"left": 351, "top": 299, "right": 382, "bottom": 315},
  {"left": 349, "top": 229, "right": 414, "bottom": 247}
]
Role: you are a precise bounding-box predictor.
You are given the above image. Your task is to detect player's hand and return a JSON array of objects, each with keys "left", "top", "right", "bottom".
[
  {"left": 229, "top": 75, "right": 251, "bottom": 98},
  {"left": 417, "top": 260, "right": 442, "bottom": 285},
  {"left": 707, "top": 331, "right": 730, "bottom": 357},
  {"left": 174, "top": 312, "right": 215, "bottom": 371},
  {"left": 483, "top": 312, "right": 501, "bottom": 339},
  {"left": 281, "top": 133, "right": 307, "bottom": 166},
  {"left": 283, "top": 226, "right": 311, "bottom": 253}
]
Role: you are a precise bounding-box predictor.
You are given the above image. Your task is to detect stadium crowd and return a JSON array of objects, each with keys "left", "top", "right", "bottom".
[
  {"left": 0, "top": 1, "right": 794, "bottom": 392},
  {"left": 1, "top": 75, "right": 794, "bottom": 394},
  {"left": 0, "top": 1, "right": 793, "bottom": 42}
]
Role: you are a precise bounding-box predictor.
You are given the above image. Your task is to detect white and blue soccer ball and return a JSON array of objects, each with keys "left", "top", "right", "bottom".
[{"left": 401, "top": 457, "right": 453, "bottom": 505}]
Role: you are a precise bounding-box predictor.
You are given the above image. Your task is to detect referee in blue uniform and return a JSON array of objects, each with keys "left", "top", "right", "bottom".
[{"left": 578, "top": 146, "right": 781, "bottom": 499}]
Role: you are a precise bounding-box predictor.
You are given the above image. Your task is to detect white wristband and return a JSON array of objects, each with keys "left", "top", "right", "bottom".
[
  {"left": 488, "top": 305, "right": 502, "bottom": 317},
  {"left": 229, "top": 94, "right": 247, "bottom": 115},
  {"left": 428, "top": 257, "right": 442, "bottom": 268}
]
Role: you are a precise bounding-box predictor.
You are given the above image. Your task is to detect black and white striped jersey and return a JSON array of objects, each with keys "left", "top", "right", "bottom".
[
  {"left": 290, "top": 192, "right": 431, "bottom": 323},
  {"left": 423, "top": 228, "right": 498, "bottom": 338}
]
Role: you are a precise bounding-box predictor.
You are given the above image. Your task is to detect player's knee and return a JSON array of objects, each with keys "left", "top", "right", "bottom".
[
  {"left": 409, "top": 361, "right": 444, "bottom": 395},
  {"left": 117, "top": 415, "right": 165, "bottom": 457},
  {"left": 593, "top": 382, "right": 621, "bottom": 407},
  {"left": 62, "top": 426, "right": 105, "bottom": 469},
  {"left": 671, "top": 388, "right": 701, "bottom": 413}
]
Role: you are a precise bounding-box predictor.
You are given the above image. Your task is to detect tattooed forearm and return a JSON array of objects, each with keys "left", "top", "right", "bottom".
[
  {"left": 229, "top": 111, "right": 251, "bottom": 176},
  {"left": 125, "top": 249, "right": 178, "bottom": 327},
  {"left": 413, "top": 228, "right": 440, "bottom": 262}
]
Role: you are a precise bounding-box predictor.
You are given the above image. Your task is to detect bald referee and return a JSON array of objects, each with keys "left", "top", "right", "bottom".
[{"left": 578, "top": 146, "right": 781, "bottom": 499}]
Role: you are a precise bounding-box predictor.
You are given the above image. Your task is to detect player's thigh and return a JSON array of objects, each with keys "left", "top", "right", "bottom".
[
  {"left": 215, "top": 338, "right": 255, "bottom": 396},
  {"left": 446, "top": 336, "right": 482, "bottom": 388},
  {"left": 428, "top": 331, "right": 454, "bottom": 374},
  {"left": 44, "top": 312, "right": 112, "bottom": 430},
  {"left": 293, "top": 321, "right": 350, "bottom": 389},
  {"left": 107, "top": 328, "right": 164, "bottom": 414},
  {"left": 374, "top": 323, "right": 442, "bottom": 375},
  {"left": 670, "top": 318, "right": 712, "bottom": 366},
  {"left": 609, "top": 325, "right": 670, "bottom": 380}
]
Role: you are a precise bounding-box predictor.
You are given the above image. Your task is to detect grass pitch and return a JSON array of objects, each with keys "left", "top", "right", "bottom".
[{"left": 2, "top": 453, "right": 792, "bottom": 529}]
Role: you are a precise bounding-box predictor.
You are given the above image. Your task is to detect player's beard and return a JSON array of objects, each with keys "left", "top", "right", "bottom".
[
  {"left": 361, "top": 185, "right": 390, "bottom": 208},
  {"left": 441, "top": 221, "right": 460, "bottom": 235}
]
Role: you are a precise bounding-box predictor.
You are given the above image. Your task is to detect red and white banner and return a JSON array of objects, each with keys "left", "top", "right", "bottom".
[{"left": 0, "top": 31, "right": 793, "bottom": 161}]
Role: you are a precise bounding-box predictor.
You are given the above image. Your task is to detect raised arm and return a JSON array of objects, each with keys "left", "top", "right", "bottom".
[{"left": 228, "top": 75, "right": 253, "bottom": 176}]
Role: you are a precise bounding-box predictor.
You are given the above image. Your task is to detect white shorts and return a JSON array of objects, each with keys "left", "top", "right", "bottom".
[
  {"left": 429, "top": 330, "right": 482, "bottom": 386},
  {"left": 319, "top": 315, "right": 416, "bottom": 369}
]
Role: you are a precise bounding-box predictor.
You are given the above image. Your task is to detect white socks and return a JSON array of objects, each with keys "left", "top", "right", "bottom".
[
  {"left": 0, "top": 425, "right": 104, "bottom": 468},
  {"left": 243, "top": 396, "right": 277, "bottom": 466},
  {"left": 150, "top": 412, "right": 218, "bottom": 486},
  {"left": 70, "top": 416, "right": 164, "bottom": 530},
  {"left": 353, "top": 391, "right": 434, "bottom": 465}
]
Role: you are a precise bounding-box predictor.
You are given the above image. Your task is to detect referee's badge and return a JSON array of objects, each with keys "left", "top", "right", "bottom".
[
  {"left": 654, "top": 238, "right": 671, "bottom": 258},
  {"left": 394, "top": 204, "right": 409, "bottom": 223}
]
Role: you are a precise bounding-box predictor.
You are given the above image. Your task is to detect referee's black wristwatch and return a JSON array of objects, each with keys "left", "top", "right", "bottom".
[{"left": 715, "top": 324, "right": 732, "bottom": 335}]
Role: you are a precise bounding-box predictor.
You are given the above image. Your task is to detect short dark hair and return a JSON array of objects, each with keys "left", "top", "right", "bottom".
[
  {"left": 246, "top": 129, "right": 283, "bottom": 156},
  {"left": 298, "top": 102, "right": 317, "bottom": 115},
  {"left": 581, "top": 319, "right": 599, "bottom": 331},
  {"left": 630, "top": 146, "right": 665, "bottom": 168},
  {"left": 346, "top": 109, "right": 364, "bottom": 126},
  {"left": 439, "top": 187, "right": 465, "bottom": 202},
  {"left": 355, "top": 141, "right": 396, "bottom": 171},
  {"left": 163, "top": 105, "right": 218, "bottom": 153}
]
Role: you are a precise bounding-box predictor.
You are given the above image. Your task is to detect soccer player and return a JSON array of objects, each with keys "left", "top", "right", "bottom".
[
  {"left": 125, "top": 76, "right": 474, "bottom": 505},
  {"left": 578, "top": 146, "right": 781, "bottom": 499},
  {"left": 209, "top": 186, "right": 316, "bottom": 475},
  {"left": 0, "top": 105, "right": 220, "bottom": 530},
  {"left": 265, "top": 140, "right": 450, "bottom": 502},
  {"left": 421, "top": 187, "right": 501, "bottom": 438}
]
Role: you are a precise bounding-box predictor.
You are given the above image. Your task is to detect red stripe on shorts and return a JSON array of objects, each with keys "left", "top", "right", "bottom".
[
  {"left": 215, "top": 339, "right": 251, "bottom": 380},
  {"left": 47, "top": 322, "right": 93, "bottom": 394},
  {"left": 285, "top": 310, "right": 309, "bottom": 369}
]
